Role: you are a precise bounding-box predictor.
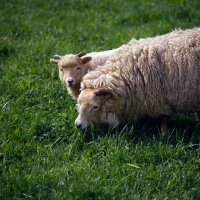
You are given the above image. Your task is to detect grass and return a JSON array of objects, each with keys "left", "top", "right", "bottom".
[{"left": 1, "top": 0, "right": 200, "bottom": 199}]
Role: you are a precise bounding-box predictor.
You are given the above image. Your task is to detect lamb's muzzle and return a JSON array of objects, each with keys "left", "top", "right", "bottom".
[{"left": 66, "top": 77, "right": 75, "bottom": 87}]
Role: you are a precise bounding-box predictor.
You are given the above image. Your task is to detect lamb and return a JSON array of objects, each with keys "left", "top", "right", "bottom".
[
  {"left": 75, "top": 28, "right": 200, "bottom": 133},
  {"left": 50, "top": 45, "right": 128, "bottom": 99}
]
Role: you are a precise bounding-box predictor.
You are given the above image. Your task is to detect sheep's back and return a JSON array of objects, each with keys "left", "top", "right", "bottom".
[
  {"left": 128, "top": 28, "right": 200, "bottom": 117},
  {"left": 83, "top": 28, "right": 200, "bottom": 121}
]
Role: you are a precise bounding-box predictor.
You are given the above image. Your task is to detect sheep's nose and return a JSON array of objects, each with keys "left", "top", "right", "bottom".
[
  {"left": 75, "top": 119, "right": 84, "bottom": 129},
  {"left": 75, "top": 121, "right": 83, "bottom": 129},
  {"left": 76, "top": 124, "right": 82, "bottom": 129},
  {"left": 67, "top": 80, "right": 74, "bottom": 85},
  {"left": 66, "top": 77, "right": 74, "bottom": 86}
]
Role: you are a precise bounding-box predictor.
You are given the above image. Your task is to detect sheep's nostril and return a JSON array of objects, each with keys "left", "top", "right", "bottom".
[
  {"left": 67, "top": 80, "right": 74, "bottom": 85},
  {"left": 76, "top": 124, "right": 82, "bottom": 129}
]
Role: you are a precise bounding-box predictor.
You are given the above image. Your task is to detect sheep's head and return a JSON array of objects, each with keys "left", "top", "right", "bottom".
[
  {"left": 50, "top": 52, "right": 92, "bottom": 87},
  {"left": 75, "top": 86, "right": 119, "bottom": 130}
]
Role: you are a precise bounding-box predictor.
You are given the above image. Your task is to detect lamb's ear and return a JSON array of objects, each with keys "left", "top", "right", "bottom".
[
  {"left": 94, "top": 88, "right": 119, "bottom": 111},
  {"left": 81, "top": 56, "right": 92, "bottom": 64},
  {"left": 50, "top": 59, "right": 59, "bottom": 65},
  {"left": 77, "top": 52, "right": 87, "bottom": 57},
  {"left": 53, "top": 55, "right": 62, "bottom": 59}
]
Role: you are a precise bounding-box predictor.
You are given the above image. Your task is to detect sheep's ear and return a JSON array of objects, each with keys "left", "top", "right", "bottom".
[
  {"left": 77, "top": 52, "right": 87, "bottom": 57},
  {"left": 50, "top": 59, "right": 59, "bottom": 65},
  {"left": 94, "top": 88, "right": 119, "bottom": 111},
  {"left": 53, "top": 55, "right": 62, "bottom": 59},
  {"left": 82, "top": 56, "right": 92, "bottom": 64}
]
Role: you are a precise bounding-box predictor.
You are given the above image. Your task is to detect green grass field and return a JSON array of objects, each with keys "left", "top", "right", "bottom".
[{"left": 1, "top": 0, "right": 200, "bottom": 199}]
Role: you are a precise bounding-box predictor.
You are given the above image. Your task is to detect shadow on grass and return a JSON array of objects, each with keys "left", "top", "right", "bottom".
[
  {"left": 0, "top": 45, "right": 16, "bottom": 58},
  {"left": 80, "top": 113, "right": 200, "bottom": 146}
]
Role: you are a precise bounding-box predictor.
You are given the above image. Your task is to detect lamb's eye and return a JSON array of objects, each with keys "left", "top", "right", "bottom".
[
  {"left": 92, "top": 105, "right": 99, "bottom": 110},
  {"left": 60, "top": 68, "right": 64, "bottom": 73},
  {"left": 77, "top": 67, "right": 80, "bottom": 71}
]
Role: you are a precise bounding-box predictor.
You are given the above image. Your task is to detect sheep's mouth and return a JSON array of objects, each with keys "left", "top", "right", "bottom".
[{"left": 66, "top": 82, "right": 75, "bottom": 87}]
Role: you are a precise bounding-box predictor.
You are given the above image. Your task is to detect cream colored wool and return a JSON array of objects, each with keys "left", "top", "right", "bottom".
[{"left": 75, "top": 28, "right": 200, "bottom": 130}]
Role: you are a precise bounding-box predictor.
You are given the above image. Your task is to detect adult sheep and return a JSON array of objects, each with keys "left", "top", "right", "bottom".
[
  {"left": 75, "top": 28, "right": 200, "bottom": 133},
  {"left": 50, "top": 44, "right": 129, "bottom": 99}
]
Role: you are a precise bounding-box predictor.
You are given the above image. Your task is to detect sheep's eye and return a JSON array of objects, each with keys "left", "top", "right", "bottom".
[
  {"left": 92, "top": 105, "right": 99, "bottom": 110},
  {"left": 77, "top": 67, "right": 80, "bottom": 71},
  {"left": 60, "top": 68, "right": 64, "bottom": 73}
]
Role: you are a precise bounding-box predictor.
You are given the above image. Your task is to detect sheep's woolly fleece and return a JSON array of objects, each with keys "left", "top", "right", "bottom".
[{"left": 77, "top": 28, "right": 200, "bottom": 127}]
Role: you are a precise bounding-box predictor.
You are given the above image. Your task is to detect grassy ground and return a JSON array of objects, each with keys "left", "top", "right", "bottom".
[{"left": 1, "top": 0, "right": 200, "bottom": 199}]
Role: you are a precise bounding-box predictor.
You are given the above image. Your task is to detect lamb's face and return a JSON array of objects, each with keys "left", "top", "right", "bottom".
[
  {"left": 75, "top": 87, "right": 119, "bottom": 130},
  {"left": 58, "top": 55, "right": 83, "bottom": 87},
  {"left": 50, "top": 54, "right": 92, "bottom": 88},
  {"left": 58, "top": 63, "right": 82, "bottom": 87}
]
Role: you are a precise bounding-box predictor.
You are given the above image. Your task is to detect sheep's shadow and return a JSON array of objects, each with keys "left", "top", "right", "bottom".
[
  {"left": 135, "top": 115, "right": 200, "bottom": 144},
  {"left": 81, "top": 114, "right": 200, "bottom": 145}
]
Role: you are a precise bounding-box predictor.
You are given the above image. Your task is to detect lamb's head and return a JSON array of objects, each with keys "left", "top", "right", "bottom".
[
  {"left": 50, "top": 52, "right": 92, "bottom": 87},
  {"left": 75, "top": 85, "right": 119, "bottom": 130}
]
